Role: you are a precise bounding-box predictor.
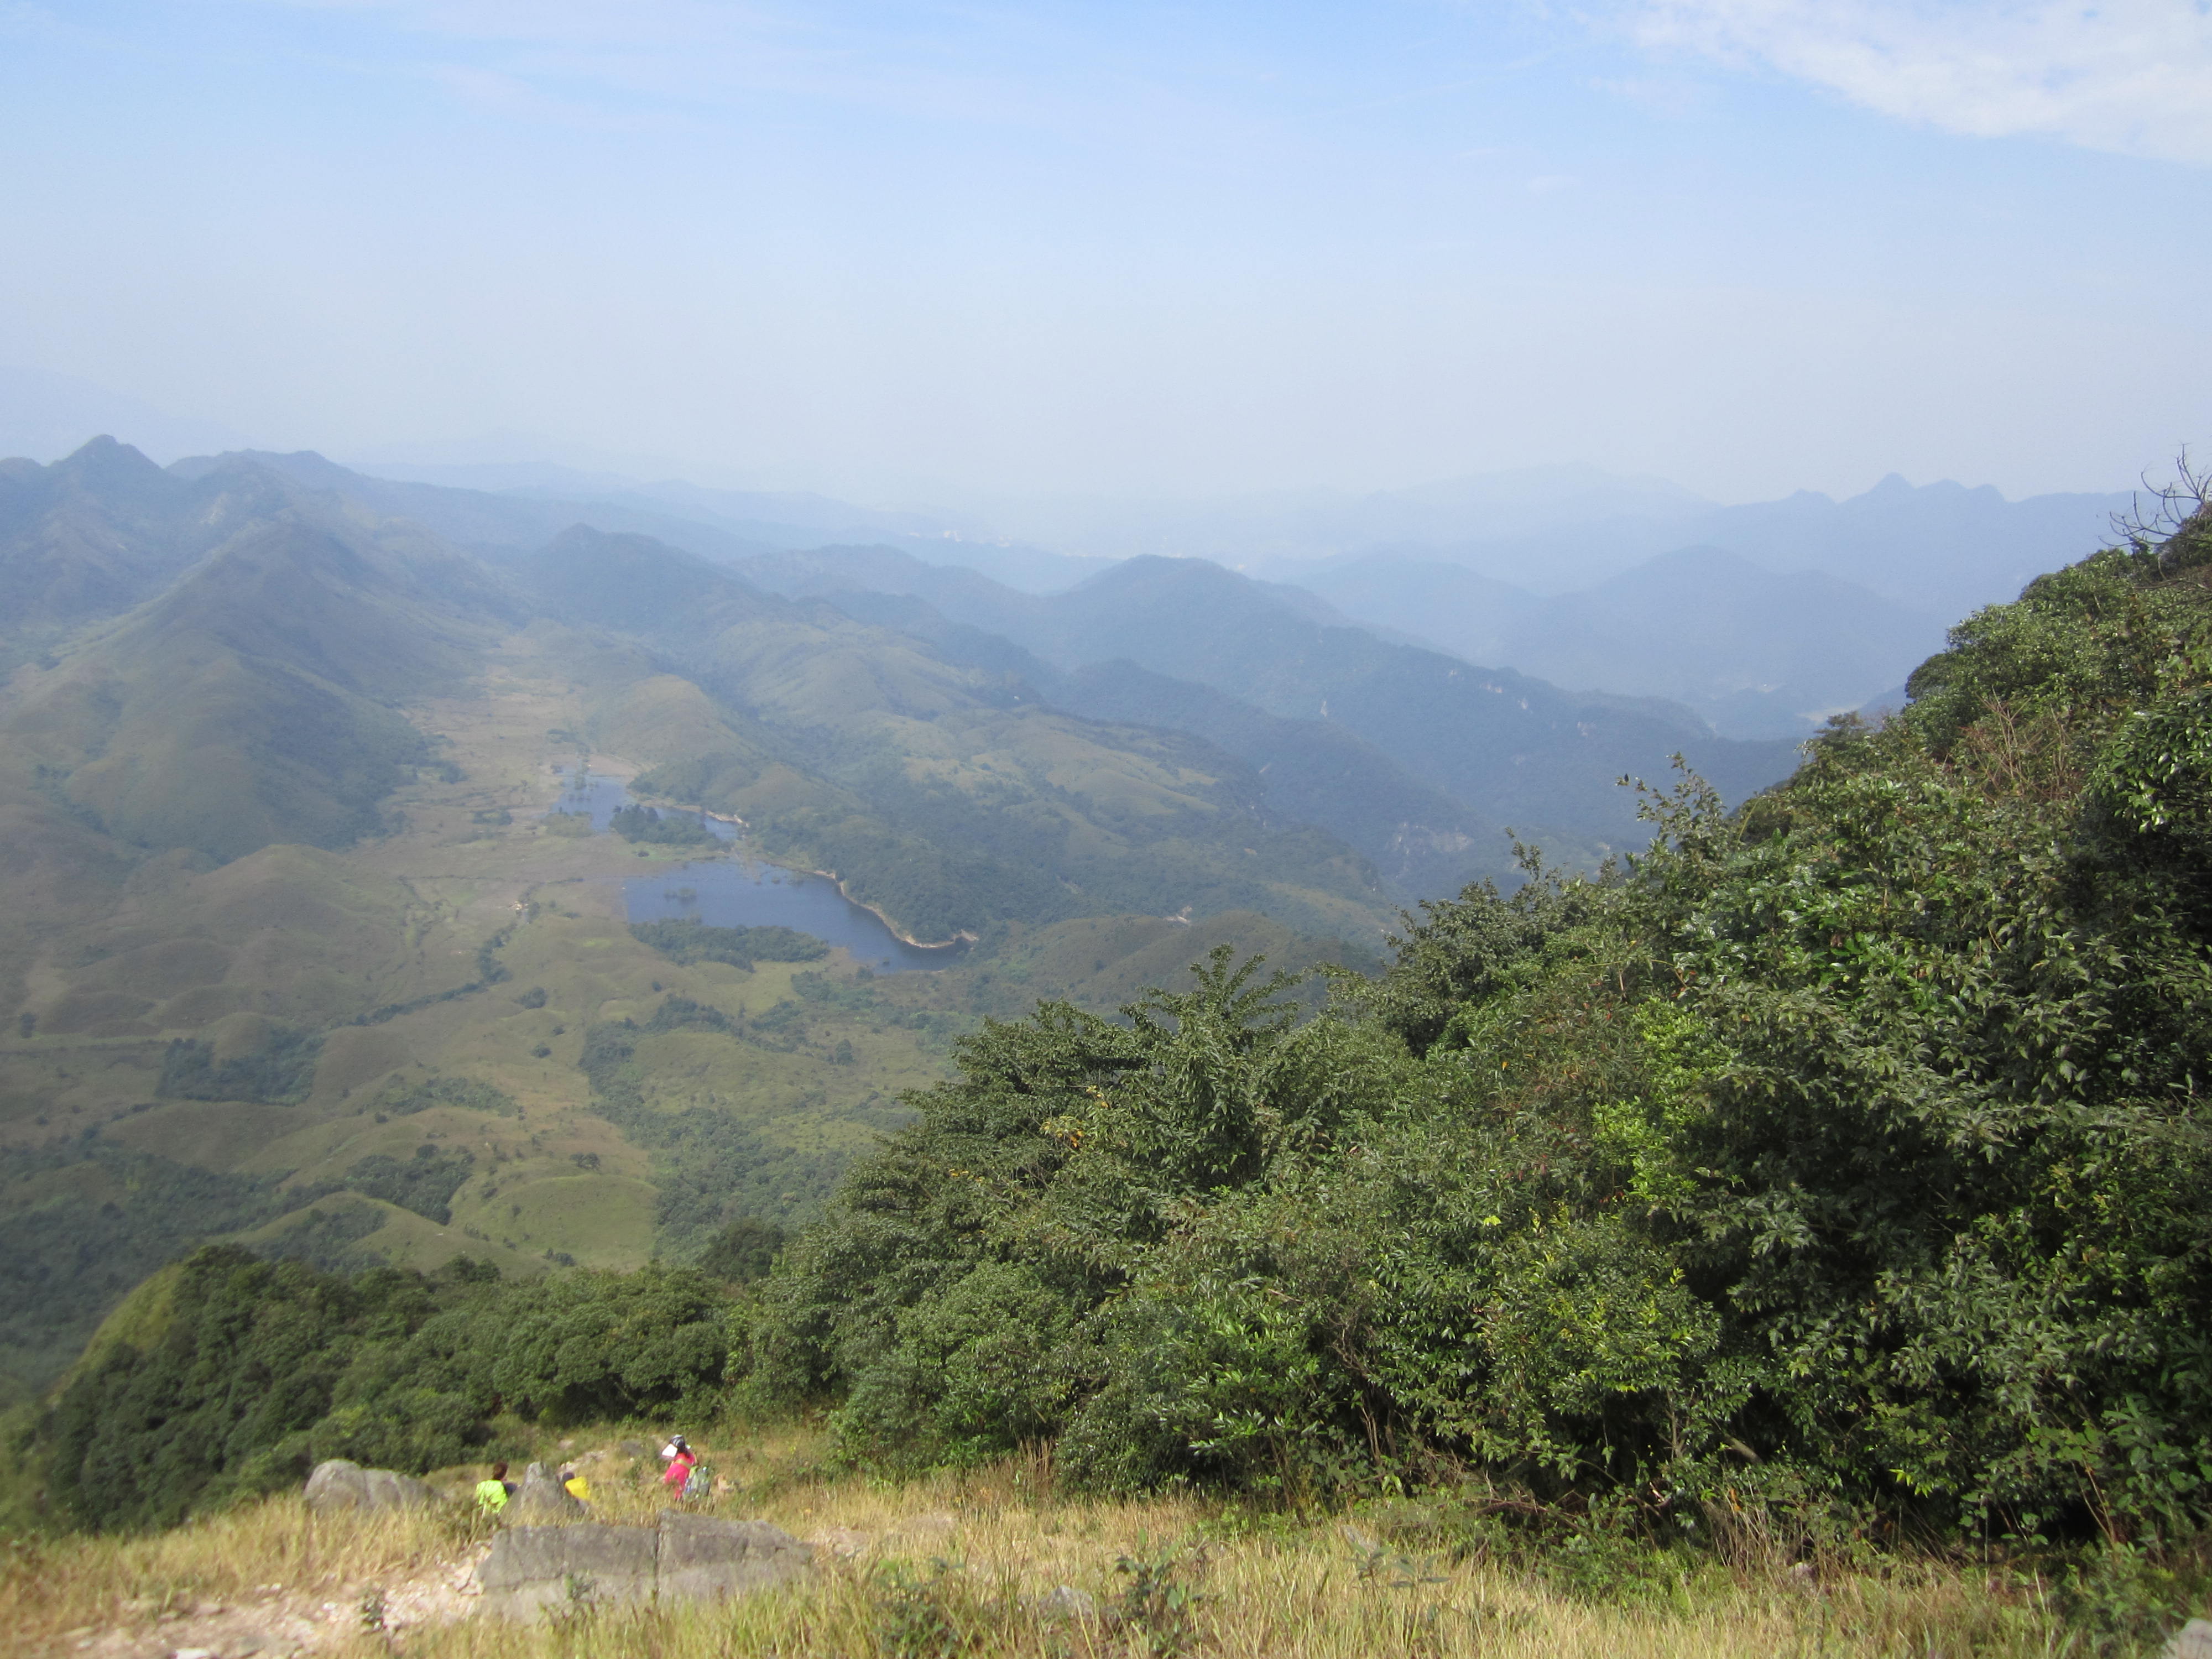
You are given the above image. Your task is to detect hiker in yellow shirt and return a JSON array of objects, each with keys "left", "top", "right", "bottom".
[{"left": 474, "top": 1460, "right": 514, "bottom": 1515}]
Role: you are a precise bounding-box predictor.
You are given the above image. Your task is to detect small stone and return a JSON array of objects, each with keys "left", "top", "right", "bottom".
[
  {"left": 172, "top": 1648, "right": 218, "bottom": 1659},
  {"left": 2167, "top": 1619, "right": 2212, "bottom": 1659},
  {"left": 1034, "top": 1585, "right": 1098, "bottom": 1622}
]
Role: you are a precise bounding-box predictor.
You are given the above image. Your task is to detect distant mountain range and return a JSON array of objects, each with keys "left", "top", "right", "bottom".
[
  {"left": 730, "top": 542, "right": 1795, "bottom": 869},
  {"left": 1286, "top": 546, "right": 1949, "bottom": 739},
  {"left": 346, "top": 452, "right": 2133, "bottom": 740}
]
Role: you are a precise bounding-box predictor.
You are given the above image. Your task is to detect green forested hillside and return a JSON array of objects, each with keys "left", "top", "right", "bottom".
[{"left": 750, "top": 517, "right": 2212, "bottom": 1536}]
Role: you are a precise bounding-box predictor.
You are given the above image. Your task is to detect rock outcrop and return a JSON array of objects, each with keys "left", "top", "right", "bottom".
[
  {"left": 478, "top": 1522, "right": 660, "bottom": 1617},
  {"left": 504, "top": 1461, "right": 586, "bottom": 1523},
  {"left": 658, "top": 1512, "right": 814, "bottom": 1601},
  {"left": 476, "top": 1511, "right": 812, "bottom": 1616},
  {"left": 302, "top": 1459, "right": 439, "bottom": 1513}
]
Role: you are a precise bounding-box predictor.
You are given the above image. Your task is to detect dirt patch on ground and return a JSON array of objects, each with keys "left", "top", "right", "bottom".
[{"left": 44, "top": 1545, "right": 490, "bottom": 1659}]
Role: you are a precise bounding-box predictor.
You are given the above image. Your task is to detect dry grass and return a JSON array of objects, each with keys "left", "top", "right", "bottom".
[{"left": 0, "top": 1427, "right": 2116, "bottom": 1658}]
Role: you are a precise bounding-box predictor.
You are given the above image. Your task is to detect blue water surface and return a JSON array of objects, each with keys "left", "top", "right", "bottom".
[
  {"left": 556, "top": 769, "right": 957, "bottom": 973},
  {"left": 626, "top": 861, "right": 961, "bottom": 973}
]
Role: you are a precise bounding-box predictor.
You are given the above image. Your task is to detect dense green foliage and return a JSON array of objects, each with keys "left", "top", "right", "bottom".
[
  {"left": 611, "top": 804, "right": 723, "bottom": 846},
  {"left": 630, "top": 919, "right": 830, "bottom": 969},
  {"left": 155, "top": 1027, "right": 323, "bottom": 1104},
  {"left": 0, "top": 1141, "right": 331, "bottom": 1405},
  {"left": 754, "top": 528, "right": 2212, "bottom": 1541},
  {"left": 40, "top": 1246, "right": 740, "bottom": 1532},
  {"left": 368, "top": 1073, "right": 518, "bottom": 1118},
  {"left": 697, "top": 1217, "right": 789, "bottom": 1284},
  {"left": 342, "top": 1145, "right": 476, "bottom": 1224}
]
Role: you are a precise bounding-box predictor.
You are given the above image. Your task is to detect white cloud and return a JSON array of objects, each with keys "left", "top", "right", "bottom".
[{"left": 1631, "top": 1, "right": 2212, "bottom": 165}]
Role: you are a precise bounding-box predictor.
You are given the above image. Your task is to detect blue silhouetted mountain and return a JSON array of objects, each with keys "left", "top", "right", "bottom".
[{"left": 1294, "top": 545, "right": 1949, "bottom": 739}]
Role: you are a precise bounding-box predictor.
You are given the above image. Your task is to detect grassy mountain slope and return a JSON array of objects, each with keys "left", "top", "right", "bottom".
[
  {"left": 6, "top": 513, "right": 494, "bottom": 862},
  {"left": 175, "top": 447, "right": 785, "bottom": 566},
  {"left": 1046, "top": 658, "right": 1533, "bottom": 894},
  {"left": 523, "top": 527, "right": 1401, "bottom": 943},
  {"left": 0, "top": 458, "right": 1407, "bottom": 1402},
  {"left": 0, "top": 439, "right": 298, "bottom": 671}
]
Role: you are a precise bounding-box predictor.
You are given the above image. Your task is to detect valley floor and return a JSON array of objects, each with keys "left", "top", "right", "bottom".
[{"left": 2, "top": 1427, "right": 2140, "bottom": 1659}]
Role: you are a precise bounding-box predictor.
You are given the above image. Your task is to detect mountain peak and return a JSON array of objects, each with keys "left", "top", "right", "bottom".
[{"left": 51, "top": 434, "right": 172, "bottom": 493}]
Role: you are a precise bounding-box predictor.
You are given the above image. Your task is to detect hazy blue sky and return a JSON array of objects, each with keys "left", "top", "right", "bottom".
[{"left": 4, "top": 1, "right": 2210, "bottom": 503}]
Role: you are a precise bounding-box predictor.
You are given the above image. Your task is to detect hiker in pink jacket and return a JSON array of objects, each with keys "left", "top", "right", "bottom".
[{"left": 660, "top": 1434, "right": 700, "bottom": 1496}]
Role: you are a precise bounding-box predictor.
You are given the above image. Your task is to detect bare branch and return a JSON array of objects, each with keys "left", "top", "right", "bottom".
[{"left": 2111, "top": 447, "right": 2212, "bottom": 557}]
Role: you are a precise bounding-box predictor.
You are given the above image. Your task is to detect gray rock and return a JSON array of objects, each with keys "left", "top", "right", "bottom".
[
  {"left": 477, "top": 1523, "right": 658, "bottom": 1618},
  {"left": 475, "top": 1512, "right": 813, "bottom": 1616},
  {"left": 504, "top": 1461, "right": 585, "bottom": 1523},
  {"left": 658, "top": 1512, "right": 812, "bottom": 1603},
  {"left": 2167, "top": 1619, "right": 2212, "bottom": 1659},
  {"left": 301, "top": 1459, "right": 437, "bottom": 1513},
  {"left": 1032, "top": 1584, "right": 1098, "bottom": 1622}
]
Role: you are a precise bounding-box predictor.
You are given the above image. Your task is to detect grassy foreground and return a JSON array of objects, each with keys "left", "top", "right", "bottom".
[{"left": 2, "top": 1427, "right": 2171, "bottom": 1658}]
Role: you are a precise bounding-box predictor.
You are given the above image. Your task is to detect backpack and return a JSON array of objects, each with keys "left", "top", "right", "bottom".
[{"left": 682, "top": 1462, "right": 711, "bottom": 1500}]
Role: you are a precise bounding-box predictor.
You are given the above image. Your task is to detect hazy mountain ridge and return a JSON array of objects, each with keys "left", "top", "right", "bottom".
[
  {"left": 326, "top": 452, "right": 2122, "bottom": 749},
  {"left": 742, "top": 542, "right": 1801, "bottom": 849},
  {"left": 1292, "top": 545, "right": 1952, "bottom": 739}
]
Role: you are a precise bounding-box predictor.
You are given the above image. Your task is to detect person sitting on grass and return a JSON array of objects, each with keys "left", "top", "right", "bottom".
[{"left": 474, "top": 1460, "right": 513, "bottom": 1515}]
